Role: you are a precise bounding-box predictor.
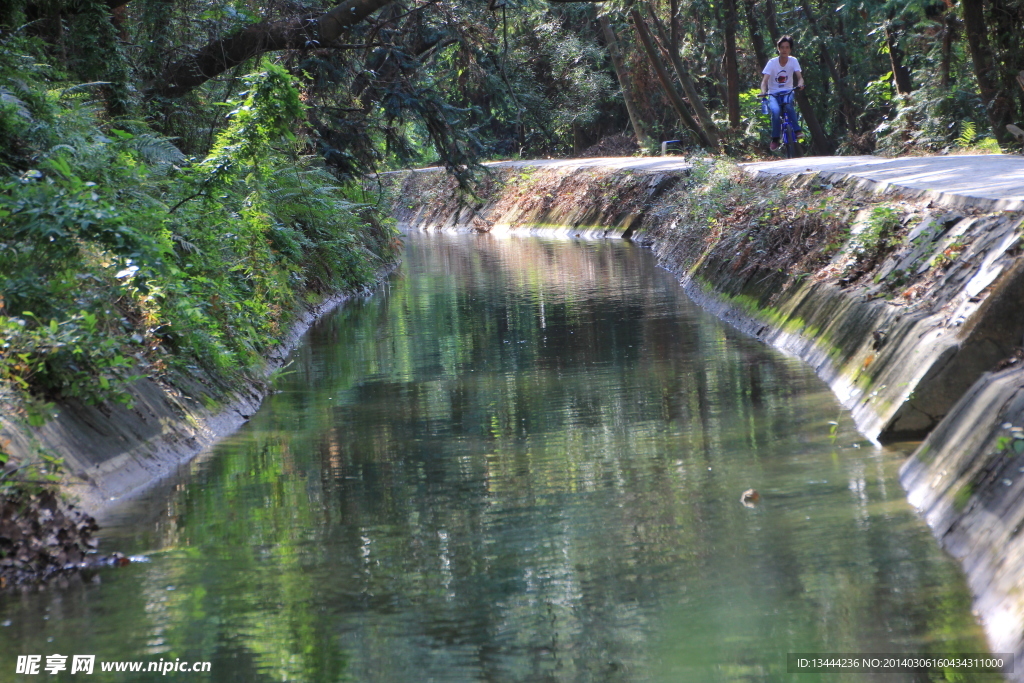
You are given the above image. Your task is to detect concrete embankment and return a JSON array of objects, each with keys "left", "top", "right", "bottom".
[
  {"left": 390, "top": 155, "right": 1024, "bottom": 678},
  {"left": 0, "top": 290, "right": 357, "bottom": 519}
]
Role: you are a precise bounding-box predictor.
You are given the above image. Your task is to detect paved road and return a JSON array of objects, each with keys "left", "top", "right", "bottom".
[
  {"left": 408, "top": 154, "right": 1024, "bottom": 212},
  {"left": 741, "top": 154, "right": 1024, "bottom": 212},
  {"left": 479, "top": 157, "right": 696, "bottom": 172}
]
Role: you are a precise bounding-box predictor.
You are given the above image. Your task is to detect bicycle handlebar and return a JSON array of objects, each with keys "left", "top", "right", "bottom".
[{"left": 759, "top": 87, "right": 804, "bottom": 100}]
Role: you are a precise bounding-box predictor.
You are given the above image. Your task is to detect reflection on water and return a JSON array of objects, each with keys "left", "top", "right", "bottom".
[{"left": 1, "top": 233, "right": 990, "bottom": 682}]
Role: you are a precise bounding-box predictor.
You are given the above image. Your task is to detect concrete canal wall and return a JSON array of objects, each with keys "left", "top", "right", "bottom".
[
  {"left": 0, "top": 291, "right": 354, "bottom": 516},
  {"left": 390, "top": 158, "right": 1024, "bottom": 677}
]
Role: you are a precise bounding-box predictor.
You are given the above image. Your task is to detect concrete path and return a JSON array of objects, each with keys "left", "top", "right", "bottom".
[
  {"left": 740, "top": 154, "right": 1024, "bottom": 212},
  {"left": 410, "top": 153, "right": 1024, "bottom": 212},
  {"left": 393, "top": 157, "right": 694, "bottom": 173},
  {"left": 479, "top": 157, "right": 695, "bottom": 172}
]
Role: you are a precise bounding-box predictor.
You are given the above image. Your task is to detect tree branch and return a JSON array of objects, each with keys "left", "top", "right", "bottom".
[{"left": 155, "top": 0, "right": 395, "bottom": 98}]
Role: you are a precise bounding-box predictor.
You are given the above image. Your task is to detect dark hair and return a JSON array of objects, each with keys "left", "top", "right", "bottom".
[{"left": 777, "top": 35, "right": 794, "bottom": 49}]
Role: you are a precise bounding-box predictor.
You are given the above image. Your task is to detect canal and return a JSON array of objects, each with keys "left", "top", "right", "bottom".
[{"left": 1, "top": 233, "right": 991, "bottom": 681}]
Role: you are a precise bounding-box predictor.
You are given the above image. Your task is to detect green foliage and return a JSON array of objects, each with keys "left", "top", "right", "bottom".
[
  {"left": 0, "top": 446, "right": 65, "bottom": 495},
  {"left": 739, "top": 87, "right": 772, "bottom": 150},
  {"left": 931, "top": 236, "right": 966, "bottom": 269},
  {"left": 973, "top": 137, "right": 1002, "bottom": 154},
  {"left": 871, "top": 45, "right": 990, "bottom": 155},
  {"left": 148, "top": 61, "right": 395, "bottom": 376},
  {"left": 0, "top": 36, "right": 63, "bottom": 170},
  {"left": 530, "top": 19, "right": 615, "bottom": 144},
  {"left": 0, "top": 311, "right": 139, "bottom": 416},
  {"left": 0, "top": 161, "right": 164, "bottom": 316},
  {"left": 343, "top": 1, "right": 621, "bottom": 163},
  {"left": 952, "top": 482, "right": 974, "bottom": 512},
  {"left": 66, "top": 0, "right": 132, "bottom": 112},
  {"left": 0, "top": 35, "right": 398, "bottom": 479},
  {"left": 198, "top": 60, "right": 306, "bottom": 189},
  {"left": 851, "top": 206, "right": 900, "bottom": 261},
  {"left": 862, "top": 71, "right": 896, "bottom": 139},
  {"left": 956, "top": 121, "right": 976, "bottom": 148},
  {"left": 0, "top": 40, "right": 175, "bottom": 417}
]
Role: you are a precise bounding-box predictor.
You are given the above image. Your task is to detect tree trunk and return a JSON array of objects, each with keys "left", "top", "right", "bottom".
[
  {"left": 742, "top": 0, "right": 768, "bottom": 69},
  {"left": 986, "top": 0, "right": 1023, "bottom": 136},
  {"left": 961, "top": 0, "right": 1012, "bottom": 144},
  {"left": 666, "top": 50, "right": 723, "bottom": 149},
  {"left": 793, "top": 89, "right": 833, "bottom": 155},
  {"left": 709, "top": 3, "right": 729, "bottom": 103},
  {"left": 801, "top": 0, "right": 856, "bottom": 132},
  {"left": 670, "top": 0, "right": 681, "bottom": 56},
  {"left": 722, "top": 0, "right": 741, "bottom": 128},
  {"left": 940, "top": 12, "right": 958, "bottom": 88},
  {"left": 600, "top": 16, "right": 656, "bottom": 151},
  {"left": 110, "top": 4, "right": 129, "bottom": 41},
  {"left": 647, "top": 6, "right": 722, "bottom": 149},
  {"left": 156, "top": 0, "right": 395, "bottom": 98},
  {"left": 884, "top": 24, "right": 913, "bottom": 95},
  {"left": 630, "top": 8, "right": 715, "bottom": 150},
  {"left": 763, "top": 0, "right": 780, "bottom": 44}
]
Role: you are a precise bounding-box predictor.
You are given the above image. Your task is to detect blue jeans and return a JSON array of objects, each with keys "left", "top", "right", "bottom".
[{"left": 768, "top": 93, "right": 800, "bottom": 139}]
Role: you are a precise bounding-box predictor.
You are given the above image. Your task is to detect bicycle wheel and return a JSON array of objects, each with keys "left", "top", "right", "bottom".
[
  {"left": 785, "top": 137, "right": 799, "bottom": 159},
  {"left": 783, "top": 122, "right": 800, "bottom": 159}
]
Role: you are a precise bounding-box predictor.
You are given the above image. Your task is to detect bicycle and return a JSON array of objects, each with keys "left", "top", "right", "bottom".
[{"left": 761, "top": 89, "right": 801, "bottom": 159}]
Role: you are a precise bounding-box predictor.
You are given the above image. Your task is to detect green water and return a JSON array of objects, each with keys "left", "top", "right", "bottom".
[{"left": 0, "top": 233, "right": 993, "bottom": 682}]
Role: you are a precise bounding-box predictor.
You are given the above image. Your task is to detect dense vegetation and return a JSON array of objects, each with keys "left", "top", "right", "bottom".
[
  {"left": 1, "top": 0, "right": 1022, "bottom": 492},
  {"left": 109, "top": 0, "right": 1024, "bottom": 159},
  {"left": 0, "top": 9, "right": 401, "bottom": 491}
]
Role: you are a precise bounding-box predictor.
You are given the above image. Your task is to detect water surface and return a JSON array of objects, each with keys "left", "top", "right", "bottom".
[{"left": 1, "top": 233, "right": 990, "bottom": 682}]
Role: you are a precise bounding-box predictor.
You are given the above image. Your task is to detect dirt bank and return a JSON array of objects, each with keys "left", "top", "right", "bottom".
[{"left": 389, "top": 159, "right": 1024, "bottom": 678}]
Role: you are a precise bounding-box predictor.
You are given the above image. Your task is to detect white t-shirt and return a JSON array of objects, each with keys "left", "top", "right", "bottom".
[{"left": 762, "top": 56, "right": 801, "bottom": 93}]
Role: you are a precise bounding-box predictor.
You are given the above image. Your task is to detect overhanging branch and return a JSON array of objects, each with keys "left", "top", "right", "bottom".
[{"left": 155, "top": 0, "right": 395, "bottom": 98}]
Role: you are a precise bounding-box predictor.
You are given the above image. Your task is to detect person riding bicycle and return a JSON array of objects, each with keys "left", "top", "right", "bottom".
[{"left": 759, "top": 35, "right": 804, "bottom": 151}]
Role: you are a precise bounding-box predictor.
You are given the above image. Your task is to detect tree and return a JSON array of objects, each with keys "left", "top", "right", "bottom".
[
  {"left": 600, "top": 15, "right": 656, "bottom": 151},
  {"left": 629, "top": 6, "right": 716, "bottom": 150},
  {"left": 883, "top": 22, "right": 913, "bottom": 96},
  {"left": 960, "top": 0, "right": 1012, "bottom": 143},
  {"left": 721, "top": 0, "right": 741, "bottom": 128},
  {"left": 14, "top": 0, "right": 1022, "bottom": 167},
  {"left": 644, "top": 4, "right": 722, "bottom": 150}
]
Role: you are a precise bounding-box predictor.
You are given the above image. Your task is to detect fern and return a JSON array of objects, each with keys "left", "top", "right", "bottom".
[
  {"left": 0, "top": 86, "right": 31, "bottom": 120},
  {"left": 126, "top": 134, "right": 186, "bottom": 166},
  {"left": 58, "top": 81, "right": 113, "bottom": 100},
  {"left": 957, "top": 121, "right": 976, "bottom": 148}
]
